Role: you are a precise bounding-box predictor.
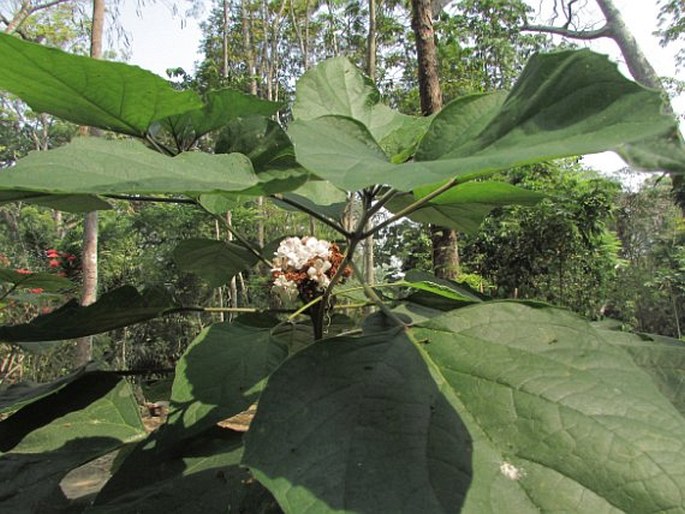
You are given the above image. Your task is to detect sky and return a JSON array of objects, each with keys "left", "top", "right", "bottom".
[{"left": 117, "top": 0, "right": 683, "bottom": 173}]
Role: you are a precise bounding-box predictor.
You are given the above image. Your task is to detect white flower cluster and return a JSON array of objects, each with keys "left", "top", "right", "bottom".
[{"left": 271, "top": 237, "right": 334, "bottom": 302}]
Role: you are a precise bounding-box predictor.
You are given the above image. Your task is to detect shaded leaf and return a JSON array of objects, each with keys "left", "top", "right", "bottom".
[
  {"left": 91, "top": 427, "right": 280, "bottom": 514},
  {"left": 243, "top": 330, "right": 473, "bottom": 513},
  {"left": 158, "top": 89, "right": 280, "bottom": 148},
  {"left": 275, "top": 180, "right": 348, "bottom": 221},
  {"left": 401, "top": 269, "right": 484, "bottom": 310},
  {"left": 0, "top": 33, "right": 201, "bottom": 136},
  {"left": 165, "top": 317, "right": 288, "bottom": 442},
  {"left": 172, "top": 238, "right": 259, "bottom": 288},
  {"left": 0, "top": 191, "right": 112, "bottom": 212},
  {"left": 0, "top": 374, "right": 145, "bottom": 512},
  {"left": 413, "top": 302, "right": 685, "bottom": 512},
  {"left": 216, "top": 116, "right": 295, "bottom": 172},
  {"left": 0, "top": 286, "right": 178, "bottom": 343},
  {"left": 0, "top": 364, "right": 95, "bottom": 414}
]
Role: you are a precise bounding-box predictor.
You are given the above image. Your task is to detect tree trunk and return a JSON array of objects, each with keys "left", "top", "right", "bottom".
[
  {"left": 242, "top": 0, "right": 258, "bottom": 95},
  {"left": 74, "top": 0, "right": 105, "bottom": 367},
  {"left": 221, "top": 0, "right": 229, "bottom": 79},
  {"left": 367, "top": 0, "right": 377, "bottom": 82},
  {"left": 410, "top": 0, "right": 460, "bottom": 280},
  {"left": 363, "top": 0, "right": 377, "bottom": 288}
]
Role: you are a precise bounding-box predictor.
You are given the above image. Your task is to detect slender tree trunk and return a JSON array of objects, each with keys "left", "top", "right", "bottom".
[
  {"left": 410, "top": 0, "right": 460, "bottom": 279},
  {"left": 367, "top": 0, "right": 377, "bottom": 82},
  {"left": 364, "top": 0, "right": 377, "bottom": 288},
  {"left": 226, "top": 211, "right": 238, "bottom": 316},
  {"left": 221, "top": 0, "right": 229, "bottom": 79},
  {"left": 242, "top": 0, "right": 258, "bottom": 95},
  {"left": 75, "top": 0, "right": 105, "bottom": 366}
]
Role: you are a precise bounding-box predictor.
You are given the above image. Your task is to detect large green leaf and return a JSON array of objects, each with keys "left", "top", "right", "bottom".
[
  {"left": 595, "top": 328, "right": 685, "bottom": 416},
  {"left": 292, "top": 56, "right": 430, "bottom": 158},
  {"left": 275, "top": 180, "right": 349, "bottom": 221},
  {"left": 400, "top": 269, "right": 484, "bottom": 310},
  {"left": 165, "top": 317, "right": 288, "bottom": 442},
  {"left": 172, "top": 238, "right": 260, "bottom": 288},
  {"left": 216, "top": 116, "right": 295, "bottom": 172},
  {"left": 243, "top": 330, "right": 474, "bottom": 513},
  {"left": 0, "top": 191, "right": 112, "bottom": 212},
  {"left": 158, "top": 89, "right": 281, "bottom": 150},
  {"left": 0, "top": 364, "right": 95, "bottom": 414},
  {"left": 386, "top": 181, "right": 545, "bottom": 233},
  {"left": 0, "top": 286, "right": 178, "bottom": 343},
  {"left": 0, "top": 373, "right": 145, "bottom": 512},
  {"left": 290, "top": 51, "right": 682, "bottom": 192},
  {"left": 0, "top": 138, "right": 258, "bottom": 196},
  {"left": 0, "top": 33, "right": 201, "bottom": 137},
  {"left": 91, "top": 427, "right": 280, "bottom": 514},
  {"left": 412, "top": 302, "right": 685, "bottom": 512},
  {"left": 213, "top": 116, "right": 309, "bottom": 196}
]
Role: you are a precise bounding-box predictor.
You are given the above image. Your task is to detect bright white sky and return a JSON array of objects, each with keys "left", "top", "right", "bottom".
[{"left": 117, "top": 0, "right": 683, "bottom": 173}]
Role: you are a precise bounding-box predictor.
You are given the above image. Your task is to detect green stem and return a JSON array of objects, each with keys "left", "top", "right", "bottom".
[
  {"left": 349, "top": 261, "right": 407, "bottom": 328},
  {"left": 271, "top": 194, "right": 351, "bottom": 238},
  {"left": 360, "top": 177, "right": 460, "bottom": 239},
  {"left": 214, "top": 214, "right": 272, "bottom": 268}
]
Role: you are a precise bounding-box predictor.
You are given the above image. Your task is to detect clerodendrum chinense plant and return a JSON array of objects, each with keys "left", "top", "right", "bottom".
[{"left": 0, "top": 32, "right": 685, "bottom": 513}]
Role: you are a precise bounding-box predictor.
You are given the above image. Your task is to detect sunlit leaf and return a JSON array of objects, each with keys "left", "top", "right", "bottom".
[
  {"left": 0, "top": 32, "right": 201, "bottom": 136},
  {"left": 413, "top": 302, "right": 685, "bottom": 512},
  {"left": 386, "top": 181, "right": 545, "bottom": 233},
  {"left": 0, "top": 137, "right": 258, "bottom": 196},
  {"left": 291, "top": 51, "right": 682, "bottom": 192}
]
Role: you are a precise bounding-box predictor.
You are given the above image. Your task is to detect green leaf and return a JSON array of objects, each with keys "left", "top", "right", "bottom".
[
  {"left": 0, "top": 373, "right": 145, "bottom": 512},
  {"left": 291, "top": 51, "right": 681, "bottom": 192},
  {"left": 243, "top": 330, "right": 473, "bottom": 513},
  {"left": 216, "top": 116, "right": 295, "bottom": 172},
  {"left": 292, "top": 56, "right": 429, "bottom": 156},
  {"left": 387, "top": 181, "right": 545, "bottom": 233},
  {"left": 0, "top": 137, "right": 258, "bottom": 196},
  {"left": 166, "top": 317, "right": 288, "bottom": 441},
  {"left": 276, "top": 180, "right": 349, "bottom": 221},
  {"left": 158, "top": 89, "right": 281, "bottom": 148},
  {"left": 0, "top": 33, "right": 201, "bottom": 137},
  {"left": 172, "top": 238, "right": 259, "bottom": 288},
  {"left": 91, "top": 427, "right": 280, "bottom": 514},
  {"left": 401, "top": 269, "right": 483, "bottom": 309},
  {"left": 0, "top": 191, "right": 112, "bottom": 212},
  {"left": 0, "top": 268, "right": 74, "bottom": 292},
  {"left": 616, "top": 126, "right": 685, "bottom": 175},
  {"left": 0, "top": 364, "right": 95, "bottom": 414},
  {"left": 0, "top": 286, "right": 177, "bottom": 343},
  {"left": 413, "top": 302, "right": 685, "bottom": 512},
  {"left": 596, "top": 329, "right": 685, "bottom": 416},
  {"left": 288, "top": 115, "right": 394, "bottom": 191}
]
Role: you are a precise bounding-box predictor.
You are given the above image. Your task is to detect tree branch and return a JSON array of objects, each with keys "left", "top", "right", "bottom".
[{"left": 522, "top": 23, "right": 611, "bottom": 40}]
